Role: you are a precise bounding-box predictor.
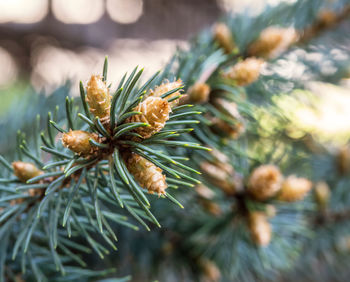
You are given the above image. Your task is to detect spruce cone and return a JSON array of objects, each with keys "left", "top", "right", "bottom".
[
  {"left": 127, "top": 96, "right": 171, "bottom": 139},
  {"left": 125, "top": 152, "right": 167, "bottom": 195},
  {"left": 248, "top": 211, "right": 272, "bottom": 246},
  {"left": 248, "top": 165, "right": 283, "bottom": 201},
  {"left": 62, "top": 130, "right": 99, "bottom": 156},
  {"left": 213, "top": 22, "right": 235, "bottom": 54},
  {"left": 278, "top": 175, "right": 312, "bottom": 202},
  {"left": 248, "top": 26, "right": 298, "bottom": 58},
  {"left": 86, "top": 75, "right": 111, "bottom": 123},
  {"left": 12, "top": 161, "right": 43, "bottom": 183},
  {"left": 224, "top": 57, "right": 264, "bottom": 86},
  {"left": 149, "top": 79, "right": 183, "bottom": 108},
  {"left": 188, "top": 82, "right": 211, "bottom": 104}
]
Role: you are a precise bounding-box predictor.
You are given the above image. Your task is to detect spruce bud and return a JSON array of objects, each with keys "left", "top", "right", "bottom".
[
  {"left": 314, "top": 181, "right": 330, "bottom": 210},
  {"left": 188, "top": 82, "right": 211, "bottom": 104},
  {"left": 248, "top": 27, "right": 298, "bottom": 58},
  {"left": 278, "top": 175, "right": 312, "bottom": 202},
  {"left": 127, "top": 96, "right": 171, "bottom": 139},
  {"left": 62, "top": 130, "right": 99, "bottom": 156},
  {"left": 86, "top": 75, "right": 111, "bottom": 122},
  {"left": 12, "top": 162, "right": 43, "bottom": 183},
  {"left": 149, "top": 79, "right": 183, "bottom": 108},
  {"left": 248, "top": 211, "right": 272, "bottom": 246},
  {"left": 213, "top": 22, "right": 235, "bottom": 54},
  {"left": 125, "top": 152, "right": 167, "bottom": 195},
  {"left": 224, "top": 57, "right": 264, "bottom": 86},
  {"left": 248, "top": 165, "right": 283, "bottom": 201}
]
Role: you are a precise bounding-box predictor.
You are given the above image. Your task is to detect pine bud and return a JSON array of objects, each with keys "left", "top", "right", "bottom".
[
  {"left": 125, "top": 152, "right": 167, "bottom": 195},
  {"left": 337, "top": 146, "right": 350, "bottom": 174},
  {"left": 86, "top": 75, "right": 111, "bottom": 122},
  {"left": 127, "top": 96, "right": 171, "bottom": 139},
  {"left": 248, "top": 211, "right": 272, "bottom": 246},
  {"left": 149, "top": 79, "right": 183, "bottom": 108},
  {"left": 248, "top": 165, "right": 283, "bottom": 201},
  {"left": 12, "top": 161, "right": 43, "bottom": 183},
  {"left": 314, "top": 181, "right": 330, "bottom": 210},
  {"left": 62, "top": 130, "right": 99, "bottom": 156},
  {"left": 248, "top": 27, "right": 299, "bottom": 58},
  {"left": 224, "top": 57, "right": 264, "bottom": 86},
  {"left": 188, "top": 82, "right": 211, "bottom": 104},
  {"left": 200, "top": 199, "right": 222, "bottom": 216},
  {"left": 213, "top": 22, "right": 235, "bottom": 54},
  {"left": 278, "top": 175, "right": 313, "bottom": 202}
]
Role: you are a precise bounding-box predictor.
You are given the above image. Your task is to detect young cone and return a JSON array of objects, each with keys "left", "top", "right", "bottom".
[
  {"left": 149, "top": 79, "right": 183, "bottom": 108},
  {"left": 278, "top": 175, "right": 312, "bottom": 202},
  {"left": 248, "top": 211, "right": 272, "bottom": 246},
  {"left": 127, "top": 96, "right": 171, "bottom": 139},
  {"left": 248, "top": 26, "right": 298, "bottom": 58},
  {"left": 213, "top": 22, "right": 235, "bottom": 54},
  {"left": 12, "top": 161, "right": 43, "bottom": 183},
  {"left": 86, "top": 75, "right": 111, "bottom": 123},
  {"left": 125, "top": 152, "right": 167, "bottom": 195},
  {"left": 62, "top": 130, "right": 99, "bottom": 156},
  {"left": 247, "top": 165, "right": 283, "bottom": 201},
  {"left": 224, "top": 57, "right": 264, "bottom": 86}
]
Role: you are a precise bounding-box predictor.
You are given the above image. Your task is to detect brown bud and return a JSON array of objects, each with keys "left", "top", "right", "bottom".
[
  {"left": 213, "top": 22, "right": 235, "bottom": 54},
  {"left": 149, "top": 79, "right": 183, "bottom": 108},
  {"left": 248, "top": 27, "right": 299, "bottom": 58},
  {"left": 248, "top": 165, "right": 283, "bottom": 201},
  {"left": 337, "top": 146, "right": 350, "bottom": 174},
  {"left": 248, "top": 211, "right": 272, "bottom": 246},
  {"left": 224, "top": 57, "right": 264, "bottom": 86},
  {"left": 188, "top": 82, "right": 211, "bottom": 104},
  {"left": 314, "top": 181, "right": 330, "bottom": 210},
  {"left": 86, "top": 75, "right": 111, "bottom": 122},
  {"left": 265, "top": 204, "right": 277, "bottom": 218},
  {"left": 211, "top": 117, "right": 245, "bottom": 140},
  {"left": 317, "top": 9, "right": 337, "bottom": 27},
  {"left": 200, "top": 199, "right": 222, "bottom": 216},
  {"left": 200, "top": 259, "right": 221, "bottom": 282},
  {"left": 278, "top": 175, "right": 313, "bottom": 202},
  {"left": 125, "top": 152, "right": 167, "bottom": 195},
  {"left": 196, "top": 184, "right": 215, "bottom": 200},
  {"left": 127, "top": 96, "right": 171, "bottom": 139},
  {"left": 62, "top": 130, "right": 99, "bottom": 156},
  {"left": 12, "top": 161, "right": 43, "bottom": 183}
]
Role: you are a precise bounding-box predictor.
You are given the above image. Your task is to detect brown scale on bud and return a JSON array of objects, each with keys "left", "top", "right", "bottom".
[
  {"left": 224, "top": 57, "right": 265, "bottom": 86},
  {"left": 188, "top": 82, "right": 211, "bottom": 104},
  {"left": 127, "top": 96, "right": 171, "bottom": 139},
  {"left": 200, "top": 199, "right": 222, "bottom": 216},
  {"left": 86, "top": 75, "right": 111, "bottom": 123},
  {"left": 248, "top": 27, "right": 299, "bottom": 58},
  {"left": 62, "top": 130, "right": 100, "bottom": 156},
  {"left": 12, "top": 161, "right": 43, "bottom": 183},
  {"left": 213, "top": 22, "right": 235, "bottom": 54},
  {"left": 317, "top": 9, "right": 337, "bottom": 27},
  {"left": 337, "top": 145, "right": 350, "bottom": 175},
  {"left": 248, "top": 211, "right": 272, "bottom": 246},
  {"left": 314, "top": 181, "right": 331, "bottom": 210},
  {"left": 248, "top": 165, "right": 283, "bottom": 201},
  {"left": 278, "top": 175, "right": 313, "bottom": 202},
  {"left": 200, "top": 259, "right": 221, "bottom": 282},
  {"left": 125, "top": 152, "right": 167, "bottom": 195},
  {"left": 149, "top": 79, "right": 183, "bottom": 108}
]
